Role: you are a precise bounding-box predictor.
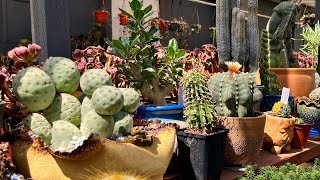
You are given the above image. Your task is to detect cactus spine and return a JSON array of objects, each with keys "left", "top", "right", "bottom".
[
  {"left": 272, "top": 101, "right": 292, "bottom": 118},
  {"left": 216, "top": 0, "right": 259, "bottom": 72}
]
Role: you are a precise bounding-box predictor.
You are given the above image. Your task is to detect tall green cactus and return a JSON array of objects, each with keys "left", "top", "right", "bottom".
[
  {"left": 208, "top": 62, "right": 263, "bottom": 117},
  {"left": 183, "top": 70, "right": 216, "bottom": 131},
  {"left": 216, "top": 0, "right": 259, "bottom": 72}
]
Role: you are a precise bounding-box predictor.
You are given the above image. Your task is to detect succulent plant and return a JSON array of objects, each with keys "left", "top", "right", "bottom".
[
  {"left": 309, "top": 87, "right": 320, "bottom": 104},
  {"left": 91, "top": 86, "right": 124, "bottom": 115},
  {"left": 0, "top": 142, "right": 16, "bottom": 179},
  {"left": 43, "top": 93, "right": 81, "bottom": 126},
  {"left": 295, "top": 118, "right": 304, "bottom": 125},
  {"left": 128, "top": 126, "right": 153, "bottom": 146},
  {"left": 183, "top": 70, "right": 216, "bottom": 131},
  {"left": 81, "top": 95, "right": 94, "bottom": 119},
  {"left": 80, "top": 110, "right": 114, "bottom": 138},
  {"left": 119, "top": 88, "right": 140, "bottom": 113},
  {"left": 12, "top": 67, "right": 56, "bottom": 112},
  {"left": 50, "top": 120, "right": 84, "bottom": 152},
  {"left": 113, "top": 110, "right": 133, "bottom": 135},
  {"left": 43, "top": 57, "right": 80, "bottom": 94},
  {"left": 272, "top": 101, "right": 292, "bottom": 118},
  {"left": 80, "top": 69, "right": 112, "bottom": 95},
  {"left": 208, "top": 62, "right": 262, "bottom": 117},
  {"left": 23, "top": 113, "right": 52, "bottom": 145}
]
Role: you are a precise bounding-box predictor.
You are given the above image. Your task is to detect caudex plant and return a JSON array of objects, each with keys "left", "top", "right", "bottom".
[{"left": 106, "top": 0, "right": 186, "bottom": 106}]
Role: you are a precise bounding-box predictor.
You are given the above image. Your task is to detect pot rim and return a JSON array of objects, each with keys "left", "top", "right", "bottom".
[{"left": 216, "top": 111, "right": 266, "bottom": 119}]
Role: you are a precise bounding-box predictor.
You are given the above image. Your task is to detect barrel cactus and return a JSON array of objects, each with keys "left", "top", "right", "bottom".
[
  {"left": 23, "top": 113, "right": 52, "bottom": 145},
  {"left": 183, "top": 70, "right": 216, "bottom": 131},
  {"left": 272, "top": 101, "right": 292, "bottom": 118},
  {"left": 119, "top": 88, "right": 140, "bottom": 113},
  {"left": 113, "top": 110, "right": 134, "bottom": 135},
  {"left": 43, "top": 93, "right": 81, "bottom": 126},
  {"left": 43, "top": 57, "right": 80, "bottom": 94},
  {"left": 309, "top": 87, "right": 320, "bottom": 104},
  {"left": 209, "top": 62, "right": 263, "bottom": 117},
  {"left": 12, "top": 67, "right": 56, "bottom": 112},
  {"left": 80, "top": 69, "right": 112, "bottom": 96},
  {"left": 91, "top": 86, "right": 124, "bottom": 115},
  {"left": 80, "top": 110, "right": 114, "bottom": 138}
]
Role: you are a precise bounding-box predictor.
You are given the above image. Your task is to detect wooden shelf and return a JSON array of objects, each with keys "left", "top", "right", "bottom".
[{"left": 220, "top": 140, "right": 320, "bottom": 180}]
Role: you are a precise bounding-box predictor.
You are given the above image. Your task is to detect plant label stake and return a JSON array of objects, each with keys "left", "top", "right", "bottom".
[{"left": 281, "top": 87, "right": 290, "bottom": 104}]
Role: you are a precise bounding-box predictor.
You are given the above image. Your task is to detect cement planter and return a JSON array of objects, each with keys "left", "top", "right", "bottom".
[{"left": 217, "top": 112, "right": 266, "bottom": 166}]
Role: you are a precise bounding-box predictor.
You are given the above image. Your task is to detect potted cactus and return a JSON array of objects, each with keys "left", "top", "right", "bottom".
[
  {"left": 176, "top": 69, "right": 228, "bottom": 180},
  {"left": 291, "top": 118, "right": 313, "bottom": 149},
  {"left": 263, "top": 101, "right": 295, "bottom": 154},
  {"left": 93, "top": 0, "right": 109, "bottom": 24}
]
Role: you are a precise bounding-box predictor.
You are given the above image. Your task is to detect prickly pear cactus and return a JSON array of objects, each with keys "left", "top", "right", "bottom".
[
  {"left": 209, "top": 62, "right": 262, "bottom": 117},
  {"left": 272, "top": 101, "right": 292, "bottom": 118},
  {"left": 43, "top": 93, "right": 81, "bottom": 126},
  {"left": 309, "top": 87, "right": 320, "bottom": 104},
  {"left": 80, "top": 110, "right": 114, "bottom": 138},
  {"left": 183, "top": 70, "right": 216, "bottom": 131},
  {"left": 43, "top": 57, "right": 80, "bottom": 94},
  {"left": 81, "top": 96, "right": 94, "bottom": 119},
  {"left": 12, "top": 67, "right": 56, "bottom": 112},
  {"left": 23, "top": 113, "right": 52, "bottom": 145},
  {"left": 113, "top": 110, "right": 133, "bottom": 135},
  {"left": 119, "top": 88, "right": 140, "bottom": 113},
  {"left": 92, "top": 86, "right": 124, "bottom": 115},
  {"left": 80, "top": 69, "right": 112, "bottom": 95},
  {"left": 50, "top": 120, "right": 84, "bottom": 152}
]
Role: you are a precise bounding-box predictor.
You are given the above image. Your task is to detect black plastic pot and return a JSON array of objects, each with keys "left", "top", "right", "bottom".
[{"left": 176, "top": 128, "right": 229, "bottom": 180}]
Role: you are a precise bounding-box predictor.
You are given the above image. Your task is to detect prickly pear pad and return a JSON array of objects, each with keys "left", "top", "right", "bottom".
[
  {"left": 12, "top": 67, "right": 56, "bottom": 112},
  {"left": 92, "top": 86, "right": 124, "bottom": 115},
  {"left": 80, "top": 69, "right": 112, "bottom": 95}
]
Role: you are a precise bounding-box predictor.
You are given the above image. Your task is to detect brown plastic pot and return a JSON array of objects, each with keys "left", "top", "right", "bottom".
[
  {"left": 291, "top": 123, "right": 313, "bottom": 149},
  {"left": 94, "top": 10, "right": 109, "bottom": 24},
  {"left": 119, "top": 13, "right": 129, "bottom": 25}
]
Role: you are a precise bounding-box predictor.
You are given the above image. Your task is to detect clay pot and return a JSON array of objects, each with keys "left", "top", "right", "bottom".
[
  {"left": 119, "top": 13, "right": 130, "bottom": 25},
  {"left": 93, "top": 10, "right": 109, "bottom": 24},
  {"left": 297, "top": 99, "right": 320, "bottom": 140},
  {"left": 13, "top": 127, "right": 176, "bottom": 179},
  {"left": 217, "top": 112, "right": 266, "bottom": 166},
  {"left": 269, "top": 68, "right": 316, "bottom": 97},
  {"left": 291, "top": 123, "right": 313, "bottom": 149},
  {"left": 263, "top": 114, "right": 295, "bottom": 154}
]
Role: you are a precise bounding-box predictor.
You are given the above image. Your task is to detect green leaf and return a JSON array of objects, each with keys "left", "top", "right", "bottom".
[
  {"left": 112, "top": 39, "right": 126, "bottom": 51},
  {"left": 168, "top": 47, "right": 175, "bottom": 58},
  {"left": 142, "top": 11, "right": 155, "bottom": 23},
  {"left": 130, "top": 35, "right": 140, "bottom": 48},
  {"left": 134, "top": 10, "right": 144, "bottom": 21},
  {"left": 175, "top": 49, "right": 186, "bottom": 59},
  {"left": 130, "top": 0, "right": 142, "bottom": 11},
  {"left": 119, "top": 8, "right": 133, "bottom": 18},
  {"left": 143, "top": 5, "right": 152, "bottom": 14},
  {"left": 143, "top": 68, "right": 156, "bottom": 73},
  {"left": 168, "top": 38, "right": 178, "bottom": 52},
  {"left": 148, "top": 25, "right": 158, "bottom": 37},
  {"left": 104, "top": 38, "right": 113, "bottom": 46}
]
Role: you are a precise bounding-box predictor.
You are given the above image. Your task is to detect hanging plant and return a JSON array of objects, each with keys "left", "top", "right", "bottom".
[
  {"left": 118, "top": 13, "right": 130, "bottom": 25},
  {"left": 190, "top": 24, "right": 202, "bottom": 34},
  {"left": 93, "top": 0, "right": 109, "bottom": 24}
]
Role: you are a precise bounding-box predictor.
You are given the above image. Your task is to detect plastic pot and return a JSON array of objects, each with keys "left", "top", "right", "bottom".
[
  {"left": 136, "top": 104, "right": 184, "bottom": 122},
  {"left": 93, "top": 10, "right": 109, "bottom": 24},
  {"left": 119, "top": 13, "right": 129, "bottom": 25},
  {"left": 291, "top": 123, "right": 313, "bottom": 149}
]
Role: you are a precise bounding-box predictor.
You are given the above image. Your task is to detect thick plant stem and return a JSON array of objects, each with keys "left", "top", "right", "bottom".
[{"left": 217, "top": 0, "right": 231, "bottom": 66}]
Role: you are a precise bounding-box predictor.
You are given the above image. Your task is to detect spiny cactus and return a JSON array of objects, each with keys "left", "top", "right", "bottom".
[
  {"left": 259, "top": 29, "right": 282, "bottom": 95},
  {"left": 128, "top": 126, "right": 153, "bottom": 146},
  {"left": 23, "top": 113, "right": 52, "bottom": 145},
  {"left": 272, "top": 101, "right": 292, "bottom": 118},
  {"left": 80, "top": 69, "right": 112, "bottom": 96},
  {"left": 208, "top": 62, "right": 262, "bottom": 117},
  {"left": 183, "top": 70, "right": 216, "bottom": 131},
  {"left": 309, "top": 87, "right": 320, "bottom": 104},
  {"left": 216, "top": 0, "right": 259, "bottom": 72}
]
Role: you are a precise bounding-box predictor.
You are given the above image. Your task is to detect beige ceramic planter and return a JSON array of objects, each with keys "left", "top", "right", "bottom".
[
  {"left": 263, "top": 114, "right": 295, "bottom": 154},
  {"left": 217, "top": 112, "right": 266, "bottom": 166}
]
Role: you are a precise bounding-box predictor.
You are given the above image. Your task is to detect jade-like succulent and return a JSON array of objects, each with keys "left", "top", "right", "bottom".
[
  {"left": 309, "top": 87, "right": 320, "bottom": 104},
  {"left": 80, "top": 110, "right": 114, "bottom": 138},
  {"left": 43, "top": 93, "right": 81, "bottom": 126},
  {"left": 113, "top": 110, "right": 134, "bottom": 135},
  {"left": 91, "top": 86, "right": 124, "bottom": 115},
  {"left": 23, "top": 113, "right": 52, "bottom": 145},
  {"left": 43, "top": 57, "right": 80, "bottom": 94},
  {"left": 183, "top": 70, "right": 216, "bottom": 131},
  {"left": 272, "top": 101, "right": 292, "bottom": 118},
  {"left": 209, "top": 62, "right": 262, "bottom": 117},
  {"left": 80, "top": 69, "right": 112, "bottom": 95},
  {"left": 119, "top": 88, "right": 140, "bottom": 113},
  {"left": 81, "top": 96, "right": 94, "bottom": 119},
  {"left": 12, "top": 67, "right": 56, "bottom": 112},
  {"left": 50, "top": 120, "right": 84, "bottom": 152}
]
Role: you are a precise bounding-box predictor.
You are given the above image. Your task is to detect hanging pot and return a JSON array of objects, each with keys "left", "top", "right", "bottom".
[
  {"left": 119, "top": 13, "right": 130, "bottom": 26},
  {"left": 93, "top": 10, "right": 109, "bottom": 24}
]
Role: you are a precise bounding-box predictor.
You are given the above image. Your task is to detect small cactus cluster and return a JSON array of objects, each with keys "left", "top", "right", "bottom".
[
  {"left": 216, "top": 0, "right": 259, "bottom": 72},
  {"left": 13, "top": 57, "right": 143, "bottom": 153},
  {"left": 182, "top": 70, "right": 216, "bottom": 131},
  {"left": 0, "top": 142, "right": 15, "bottom": 179},
  {"left": 208, "top": 62, "right": 263, "bottom": 117},
  {"left": 309, "top": 87, "right": 320, "bottom": 104},
  {"left": 128, "top": 126, "right": 153, "bottom": 146},
  {"left": 272, "top": 101, "right": 292, "bottom": 118}
]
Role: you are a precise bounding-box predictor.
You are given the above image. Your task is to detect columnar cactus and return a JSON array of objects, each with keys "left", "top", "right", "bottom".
[
  {"left": 183, "top": 70, "right": 216, "bottom": 130},
  {"left": 119, "top": 88, "right": 140, "bottom": 113},
  {"left": 208, "top": 62, "right": 263, "bottom": 117},
  {"left": 23, "top": 113, "right": 52, "bottom": 145},
  {"left": 216, "top": 0, "right": 259, "bottom": 72},
  {"left": 80, "top": 69, "right": 112, "bottom": 95},
  {"left": 272, "top": 101, "right": 292, "bottom": 118}
]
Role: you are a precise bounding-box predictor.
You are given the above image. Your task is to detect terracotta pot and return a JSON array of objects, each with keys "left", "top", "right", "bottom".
[
  {"left": 217, "top": 112, "right": 266, "bottom": 166},
  {"left": 269, "top": 68, "right": 316, "bottom": 97},
  {"left": 119, "top": 13, "right": 129, "bottom": 25},
  {"left": 13, "top": 127, "right": 176, "bottom": 179},
  {"left": 94, "top": 10, "right": 109, "bottom": 24},
  {"left": 291, "top": 123, "right": 313, "bottom": 149},
  {"left": 263, "top": 114, "right": 295, "bottom": 154}
]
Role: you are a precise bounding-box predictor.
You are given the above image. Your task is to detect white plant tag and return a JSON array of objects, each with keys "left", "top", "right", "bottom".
[
  {"left": 178, "top": 81, "right": 184, "bottom": 106},
  {"left": 280, "top": 87, "right": 290, "bottom": 104}
]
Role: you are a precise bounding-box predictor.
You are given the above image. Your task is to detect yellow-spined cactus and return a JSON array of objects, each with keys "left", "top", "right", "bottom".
[{"left": 272, "top": 101, "right": 292, "bottom": 118}]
